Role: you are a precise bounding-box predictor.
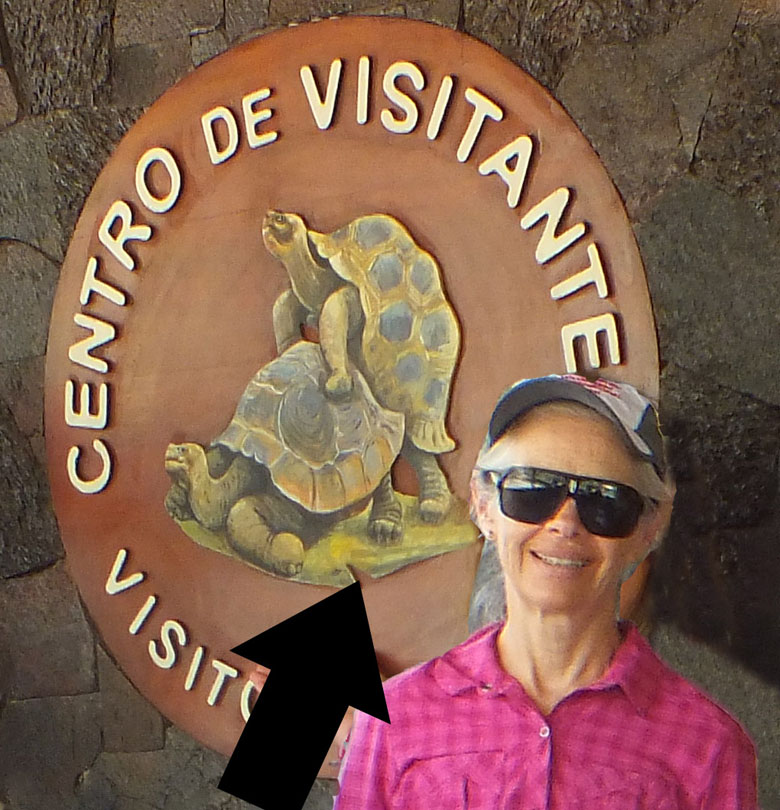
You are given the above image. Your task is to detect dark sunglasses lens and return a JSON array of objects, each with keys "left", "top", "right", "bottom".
[
  {"left": 575, "top": 487, "right": 644, "bottom": 538},
  {"left": 500, "top": 483, "right": 566, "bottom": 524}
]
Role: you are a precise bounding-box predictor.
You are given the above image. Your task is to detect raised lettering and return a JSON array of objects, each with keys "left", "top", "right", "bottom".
[
  {"left": 148, "top": 619, "right": 188, "bottom": 669},
  {"left": 64, "top": 380, "right": 108, "bottom": 429},
  {"left": 207, "top": 659, "right": 239, "bottom": 706},
  {"left": 561, "top": 312, "right": 621, "bottom": 372},
  {"left": 357, "top": 56, "right": 370, "bottom": 125},
  {"left": 551, "top": 243, "right": 608, "bottom": 301},
  {"left": 185, "top": 645, "right": 205, "bottom": 691},
  {"left": 242, "top": 88, "right": 278, "bottom": 148},
  {"left": 381, "top": 61, "right": 425, "bottom": 135},
  {"left": 98, "top": 201, "right": 152, "bottom": 271},
  {"left": 105, "top": 548, "right": 144, "bottom": 595},
  {"left": 79, "top": 257, "right": 126, "bottom": 307},
  {"left": 67, "top": 439, "right": 111, "bottom": 494},
  {"left": 135, "top": 147, "right": 181, "bottom": 214},
  {"left": 479, "top": 135, "right": 533, "bottom": 208},
  {"left": 457, "top": 88, "right": 503, "bottom": 162},
  {"left": 300, "top": 59, "right": 343, "bottom": 130},
  {"left": 521, "top": 187, "right": 586, "bottom": 265},
  {"left": 129, "top": 594, "right": 157, "bottom": 634},
  {"left": 201, "top": 106, "right": 239, "bottom": 165},
  {"left": 426, "top": 75, "right": 454, "bottom": 140},
  {"left": 68, "top": 313, "right": 116, "bottom": 374}
]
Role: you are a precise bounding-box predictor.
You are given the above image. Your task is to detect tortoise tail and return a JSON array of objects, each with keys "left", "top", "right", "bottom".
[{"left": 409, "top": 416, "right": 456, "bottom": 454}]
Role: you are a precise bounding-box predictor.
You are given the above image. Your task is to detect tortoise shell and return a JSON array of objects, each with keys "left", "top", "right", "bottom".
[
  {"left": 310, "top": 214, "right": 460, "bottom": 455},
  {"left": 213, "top": 341, "right": 404, "bottom": 513}
]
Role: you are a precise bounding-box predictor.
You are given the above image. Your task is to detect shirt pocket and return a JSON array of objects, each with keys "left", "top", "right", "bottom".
[
  {"left": 394, "top": 751, "right": 504, "bottom": 810},
  {"left": 565, "top": 767, "right": 682, "bottom": 810}
]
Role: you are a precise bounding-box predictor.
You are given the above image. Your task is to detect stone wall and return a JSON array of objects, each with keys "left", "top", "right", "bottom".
[{"left": 0, "top": 1, "right": 778, "bottom": 808}]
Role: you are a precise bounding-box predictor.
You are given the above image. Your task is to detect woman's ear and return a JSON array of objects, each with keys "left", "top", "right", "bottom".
[{"left": 469, "top": 470, "right": 498, "bottom": 541}]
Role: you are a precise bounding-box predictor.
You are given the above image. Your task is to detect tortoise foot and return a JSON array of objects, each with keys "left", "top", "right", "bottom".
[
  {"left": 368, "top": 473, "right": 403, "bottom": 545},
  {"left": 164, "top": 482, "right": 193, "bottom": 522},
  {"left": 418, "top": 491, "right": 452, "bottom": 524},
  {"left": 324, "top": 369, "right": 353, "bottom": 399},
  {"left": 227, "top": 498, "right": 305, "bottom": 578}
]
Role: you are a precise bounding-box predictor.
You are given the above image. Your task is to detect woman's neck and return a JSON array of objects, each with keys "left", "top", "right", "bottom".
[{"left": 497, "top": 603, "right": 621, "bottom": 715}]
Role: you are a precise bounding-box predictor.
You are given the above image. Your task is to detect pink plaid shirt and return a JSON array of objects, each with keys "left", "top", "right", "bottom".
[{"left": 335, "top": 623, "right": 757, "bottom": 809}]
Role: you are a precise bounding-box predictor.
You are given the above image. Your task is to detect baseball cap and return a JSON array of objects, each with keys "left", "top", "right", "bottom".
[{"left": 487, "top": 374, "right": 667, "bottom": 481}]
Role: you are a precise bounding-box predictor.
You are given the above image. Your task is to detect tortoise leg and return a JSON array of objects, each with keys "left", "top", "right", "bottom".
[
  {"left": 226, "top": 494, "right": 306, "bottom": 578},
  {"left": 368, "top": 473, "right": 403, "bottom": 545},
  {"left": 273, "top": 289, "right": 307, "bottom": 354},
  {"left": 402, "top": 440, "right": 453, "bottom": 524},
  {"left": 319, "top": 285, "right": 362, "bottom": 399}
]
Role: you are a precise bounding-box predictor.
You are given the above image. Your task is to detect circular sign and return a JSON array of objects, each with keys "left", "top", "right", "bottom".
[{"left": 45, "top": 17, "right": 658, "bottom": 756}]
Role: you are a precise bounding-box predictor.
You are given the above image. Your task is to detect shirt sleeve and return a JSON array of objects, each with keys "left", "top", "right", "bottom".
[
  {"left": 700, "top": 728, "right": 758, "bottom": 810},
  {"left": 333, "top": 709, "right": 394, "bottom": 809}
]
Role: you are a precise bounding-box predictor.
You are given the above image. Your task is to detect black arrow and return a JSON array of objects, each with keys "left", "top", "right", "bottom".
[{"left": 218, "top": 581, "right": 389, "bottom": 810}]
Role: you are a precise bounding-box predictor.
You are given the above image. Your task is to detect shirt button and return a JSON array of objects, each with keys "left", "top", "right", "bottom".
[
  {"left": 539, "top": 725, "right": 550, "bottom": 738},
  {"left": 480, "top": 682, "right": 492, "bottom": 692}
]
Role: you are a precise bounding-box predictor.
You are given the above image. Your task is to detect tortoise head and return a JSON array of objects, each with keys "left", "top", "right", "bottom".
[
  {"left": 164, "top": 442, "right": 206, "bottom": 482},
  {"left": 262, "top": 211, "right": 307, "bottom": 259}
]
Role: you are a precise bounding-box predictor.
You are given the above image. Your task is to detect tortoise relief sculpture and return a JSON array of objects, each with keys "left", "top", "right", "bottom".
[
  {"left": 164, "top": 211, "right": 473, "bottom": 584},
  {"left": 262, "top": 211, "right": 461, "bottom": 525},
  {"left": 164, "top": 341, "right": 405, "bottom": 577}
]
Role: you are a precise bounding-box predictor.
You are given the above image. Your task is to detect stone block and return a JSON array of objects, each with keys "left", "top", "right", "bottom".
[
  {"left": 694, "top": 2, "right": 780, "bottom": 225},
  {"left": 557, "top": 42, "right": 687, "bottom": 217},
  {"left": 463, "top": 0, "right": 700, "bottom": 91},
  {"left": 191, "top": 29, "right": 230, "bottom": 66},
  {"left": 0, "top": 562, "right": 95, "bottom": 697},
  {"left": 268, "top": 0, "right": 378, "bottom": 25},
  {"left": 0, "top": 68, "right": 17, "bottom": 129},
  {"left": 46, "top": 108, "right": 142, "bottom": 247},
  {"left": 0, "top": 356, "right": 45, "bottom": 438},
  {"left": 652, "top": 622, "right": 780, "bottom": 809},
  {"left": 114, "top": 0, "right": 223, "bottom": 48},
  {"left": 98, "top": 646, "right": 164, "bottom": 753},
  {"left": 0, "top": 0, "right": 111, "bottom": 115},
  {"left": 637, "top": 177, "right": 780, "bottom": 406},
  {"left": 111, "top": 39, "right": 194, "bottom": 109},
  {"left": 0, "top": 118, "right": 65, "bottom": 259},
  {"left": 0, "top": 693, "right": 101, "bottom": 810},
  {"left": 226, "top": 0, "right": 270, "bottom": 41},
  {"left": 0, "top": 242, "right": 58, "bottom": 364},
  {"left": 402, "top": 0, "right": 460, "bottom": 28},
  {"left": 0, "top": 399, "right": 62, "bottom": 578},
  {"left": 653, "top": 362, "right": 780, "bottom": 656}
]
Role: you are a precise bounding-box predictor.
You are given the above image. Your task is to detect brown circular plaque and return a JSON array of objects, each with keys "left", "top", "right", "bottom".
[{"left": 45, "top": 17, "right": 658, "bottom": 756}]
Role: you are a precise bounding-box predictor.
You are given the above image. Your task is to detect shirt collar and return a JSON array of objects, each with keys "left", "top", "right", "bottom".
[{"left": 431, "top": 621, "right": 661, "bottom": 716}]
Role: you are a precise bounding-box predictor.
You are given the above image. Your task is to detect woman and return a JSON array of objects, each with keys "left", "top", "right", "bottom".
[{"left": 334, "top": 374, "right": 757, "bottom": 809}]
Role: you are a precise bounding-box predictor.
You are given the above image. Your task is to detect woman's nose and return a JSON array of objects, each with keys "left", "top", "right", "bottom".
[{"left": 545, "top": 496, "right": 585, "bottom": 537}]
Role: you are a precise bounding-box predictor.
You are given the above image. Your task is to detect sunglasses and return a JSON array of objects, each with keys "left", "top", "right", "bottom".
[{"left": 482, "top": 467, "right": 652, "bottom": 539}]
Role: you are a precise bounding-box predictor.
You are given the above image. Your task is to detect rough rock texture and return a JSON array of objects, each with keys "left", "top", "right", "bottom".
[
  {"left": 0, "top": 398, "right": 61, "bottom": 578},
  {"left": 637, "top": 177, "right": 780, "bottom": 405},
  {"left": 654, "top": 364, "right": 780, "bottom": 675},
  {"left": 46, "top": 108, "right": 142, "bottom": 247},
  {"left": 0, "top": 241, "right": 58, "bottom": 363},
  {"left": 652, "top": 621, "right": 780, "bottom": 810},
  {"left": 463, "top": 0, "right": 700, "bottom": 90},
  {"left": 0, "top": 0, "right": 779, "bottom": 807},
  {"left": 268, "top": 0, "right": 459, "bottom": 27},
  {"left": 114, "top": 0, "right": 223, "bottom": 48},
  {"left": 0, "top": 563, "right": 96, "bottom": 699},
  {"left": 112, "top": 39, "right": 193, "bottom": 108},
  {"left": 693, "top": 2, "right": 780, "bottom": 227},
  {"left": 0, "top": 118, "right": 66, "bottom": 259},
  {"left": 0, "top": 67, "right": 17, "bottom": 128},
  {"left": 0, "top": 693, "right": 102, "bottom": 809},
  {"left": 0, "top": 0, "right": 112, "bottom": 115},
  {"left": 226, "top": 0, "right": 271, "bottom": 40},
  {"left": 98, "top": 647, "right": 165, "bottom": 753},
  {"left": 192, "top": 28, "right": 230, "bottom": 65},
  {"left": 76, "top": 725, "right": 333, "bottom": 810}
]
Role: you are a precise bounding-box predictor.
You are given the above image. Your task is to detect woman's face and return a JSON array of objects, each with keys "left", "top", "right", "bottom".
[{"left": 473, "top": 405, "right": 661, "bottom": 621}]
